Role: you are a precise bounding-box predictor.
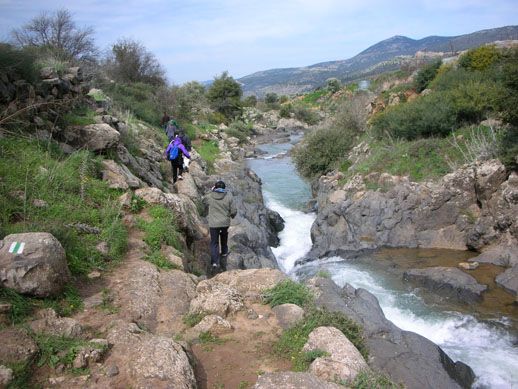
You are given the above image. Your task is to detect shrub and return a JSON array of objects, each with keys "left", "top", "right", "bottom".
[
  {"left": 262, "top": 279, "right": 314, "bottom": 308},
  {"left": 292, "top": 126, "right": 355, "bottom": 178},
  {"left": 349, "top": 370, "right": 401, "bottom": 388},
  {"left": 293, "top": 105, "right": 319, "bottom": 125},
  {"left": 144, "top": 251, "right": 179, "bottom": 270},
  {"left": 225, "top": 120, "right": 252, "bottom": 143},
  {"left": 279, "top": 103, "right": 293, "bottom": 118},
  {"left": 414, "top": 60, "right": 442, "bottom": 92},
  {"left": 265, "top": 92, "right": 279, "bottom": 105},
  {"left": 459, "top": 45, "right": 500, "bottom": 72},
  {"left": 243, "top": 95, "right": 257, "bottom": 107},
  {"left": 498, "top": 127, "right": 518, "bottom": 171},
  {"left": 0, "top": 43, "right": 39, "bottom": 82},
  {"left": 101, "top": 82, "right": 162, "bottom": 126}
]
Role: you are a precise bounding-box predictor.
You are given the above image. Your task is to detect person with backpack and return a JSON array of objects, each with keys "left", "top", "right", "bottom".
[
  {"left": 165, "top": 118, "right": 179, "bottom": 141},
  {"left": 203, "top": 180, "right": 237, "bottom": 271},
  {"left": 164, "top": 133, "right": 190, "bottom": 183}
]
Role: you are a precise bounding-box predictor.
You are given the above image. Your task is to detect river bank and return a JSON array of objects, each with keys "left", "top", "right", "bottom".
[{"left": 247, "top": 136, "right": 518, "bottom": 388}]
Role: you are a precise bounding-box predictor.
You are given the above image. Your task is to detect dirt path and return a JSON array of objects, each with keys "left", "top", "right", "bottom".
[
  {"left": 191, "top": 303, "right": 291, "bottom": 389},
  {"left": 68, "top": 214, "right": 291, "bottom": 388}
]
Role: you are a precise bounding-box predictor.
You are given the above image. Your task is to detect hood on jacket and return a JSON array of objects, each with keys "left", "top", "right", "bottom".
[{"left": 210, "top": 190, "right": 227, "bottom": 200}]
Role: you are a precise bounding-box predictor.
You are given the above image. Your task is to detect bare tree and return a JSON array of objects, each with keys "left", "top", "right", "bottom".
[
  {"left": 104, "top": 38, "right": 166, "bottom": 86},
  {"left": 11, "top": 8, "right": 97, "bottom": 62}
]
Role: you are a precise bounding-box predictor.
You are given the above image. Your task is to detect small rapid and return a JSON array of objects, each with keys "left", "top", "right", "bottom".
[{"left": 246, "top": 140, "right": 518, "bottom": 389}]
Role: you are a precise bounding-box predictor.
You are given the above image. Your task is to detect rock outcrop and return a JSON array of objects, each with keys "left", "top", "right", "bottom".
[
  {"left": 0, "top": 232, "right": 71, "bottom": 297},
  {"left": 310, "top": 161, "right": 518, "bottom": 295},
  {"left": 305, "top": 276, "right": 475, "bottom": 389},
  {"left": 254, "top": 371, "right": 343, "bottom": 389},
  {"left": 403, "top": 267, "right": 487, "bottom": 304}
]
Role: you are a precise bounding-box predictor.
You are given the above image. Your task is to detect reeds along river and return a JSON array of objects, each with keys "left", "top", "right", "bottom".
[{"left": 247, "top": 139, "right": 518, "bottom": 389}]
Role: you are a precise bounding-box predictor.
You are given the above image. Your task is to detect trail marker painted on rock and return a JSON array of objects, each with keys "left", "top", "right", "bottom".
[{"left": 8, "top": 242, "right": 25, "bottom": 254}]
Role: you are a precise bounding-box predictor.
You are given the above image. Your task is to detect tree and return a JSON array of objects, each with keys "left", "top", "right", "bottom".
[
  {"left": 206, "top": 71, "right": 242, "bottom": 120},
  {"left": 11, "top": 8, "right": 97, "bottom": 62},
  {"left": 104, "top": 38, "right": 166, "bottom": 86},
  {"left": 243, "top": 95, "right": 257, "bottom": 107},
  {"left": 265, "top": 92, "right": 279, "bottom": 105},
  {"left": 413, "top": 59, "right": 442, "bottom": 92},
  {"left": 326, "top": 78, "right": 341, "bottom": 93},
  {"left": 170, "top": 81, "right": 206, "bottom": 121}
]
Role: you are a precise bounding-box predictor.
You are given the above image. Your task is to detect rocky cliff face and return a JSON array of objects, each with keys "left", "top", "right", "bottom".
[{"left": 310, "top": 160, "right": 518, "bottom": 294}]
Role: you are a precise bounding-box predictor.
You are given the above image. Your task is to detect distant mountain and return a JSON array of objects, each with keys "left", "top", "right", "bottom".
[{"left": 238, "top": 25, "right": 518, "bottom": 96}]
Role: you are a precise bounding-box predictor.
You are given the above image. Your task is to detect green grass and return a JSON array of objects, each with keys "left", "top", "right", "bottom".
[
  {"left": 196, "top": 139, "right": 219, "bottom": 174},
  {"left": 301, "top": 89, "right": 328, "bottom": 106},
  {"left": 136, "top": 205, "right": 181, "bottom": 251},
  {"left": 0, "top": 137, "right": 128, "bottom": 276},
  {"left": 61, "top": 106, "right": 97, "bottom": 126},
  {"left": 275, "top": 308, "right": 367, "bottom": 371},
  {"left": 183, "top": 312, "right": 207, "bottom": 327},
  {"left": 348, "top": 370, "right": 402, "bottom": 389},
  {"left": 143, "top": 251, "right": 180, "bottom": 270},
  {"left": 5, "top": 360, "right": 32, "bottom": 389},
  {"left": 292, "top": 349, "right": 329, "bottom": 372},
  {"left": 35, "top": 334, "right": 108, "bottom": 369},
  {"left": 0, "top": 285, "right": 83, "bottom": 326},
  {"left": 262, "top": 279, "right": 314, "bottom": 308},
  {"left": 341, "top": 126, "right": 498, "bottom": 182}
]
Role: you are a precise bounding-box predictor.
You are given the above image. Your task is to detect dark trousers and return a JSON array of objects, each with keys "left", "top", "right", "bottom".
[
  {"left": 170, "top": 161, "right": 183, "bottom": 183},
  {"left": 210, "top": 227, "right": 228, "bottom": 266}
]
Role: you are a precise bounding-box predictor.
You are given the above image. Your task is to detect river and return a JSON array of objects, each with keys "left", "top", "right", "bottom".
[{"left": 247, "top": 140, "right": 518, "bottom": 389}]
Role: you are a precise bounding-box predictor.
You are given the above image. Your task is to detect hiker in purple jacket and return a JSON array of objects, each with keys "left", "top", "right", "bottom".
[{"left": 164, "top": 134, "right": 191, "bottom": 183}]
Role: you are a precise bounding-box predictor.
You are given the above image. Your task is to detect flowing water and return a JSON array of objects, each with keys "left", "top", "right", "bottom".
[{"left": 247, "top": 140, "right": 518, "bottom": 389}]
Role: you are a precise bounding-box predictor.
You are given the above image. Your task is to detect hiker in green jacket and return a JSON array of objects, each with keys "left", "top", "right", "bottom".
[{"left": 203, "top": 180, "right": 237, "bottom": 270}]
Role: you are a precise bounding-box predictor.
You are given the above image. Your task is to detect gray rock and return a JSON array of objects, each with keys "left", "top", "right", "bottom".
[
  {"left": 305, "top": 277, "right": 474, "bottom": 389},
  {"left": 0, "top": 365, "right": 13, "bottom": 387},
  {"left": 0, "top": 328, "right": 38, "bottom": 365},
  {"left": 62, "top": 123, "right": 120, "bottom": 151},
  {"left": 190, "top": 314, "right": 233, "bottom": 335},
  {"left": 310, "top": 160, "right": 517, "bottom": 263},
  {"left": 0, "top": 232, "right": 71, "bottom": 297},
  {"left": 29, "top": 308, "right": 82, "bottom": 337},
  {"left": 105, "top": 365, "right": 119, "bottom": 377},
  {"left": 189, "top": 279, "right": 244, "bottom": 317},
  {"left": 104, "top": 320, "right": 196, "bottom": 388},
  {"left": 495, "top": 265, "right": 518, "bottom": 295},
  {"left": 254, "top": 371, "right": 342, "bottom": 388},
  {"left": 272, "top": 303, "right": 304, "bottom": 329},
  {"left": 303, "top": 326, "right": 369, "bottom": 383},
  {"left": 403, "top": 267, "right": 487, "bottom": 304},
  {"left": 101, "top": 159, "right": 142, "bottom": 189}
]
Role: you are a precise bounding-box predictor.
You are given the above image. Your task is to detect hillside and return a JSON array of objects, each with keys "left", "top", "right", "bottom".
[{"left": 238, "top": 25, "right": 518, "bottom": 96}]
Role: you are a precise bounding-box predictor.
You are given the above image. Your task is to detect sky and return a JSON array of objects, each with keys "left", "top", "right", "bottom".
[{"left": 0, "top": 0, "right": 517, "bottom": 84}]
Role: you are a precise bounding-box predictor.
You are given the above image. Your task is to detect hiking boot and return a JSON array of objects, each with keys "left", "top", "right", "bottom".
[
  {"left": 212, "top": 263, "right": 218, "bottom": 269},
  {"left": 178, "top": 175, "right": 183, "bottom": 180},
  {"left": 220, "top": 252, "right": 230, "bottom": 257}
]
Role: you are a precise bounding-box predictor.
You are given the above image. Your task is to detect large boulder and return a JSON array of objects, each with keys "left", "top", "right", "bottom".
[
  {"left": 403, "top": 267, "right": 487, "bottom": 304},
  {"left": 303, "top": 326, "right": 369, "bottom": 383},
  {"left": 254, "top": 371, "right": 342, "bottom": 389},
  {"left": 189, "top": 279, "right": 244, "bottom": 317},
  {"left": 272, "top": 303, "right": 304, "bottom": 329},
  {"left": 305, "top": 276, "right": 475, "bottom": 389},
  {"left": 61, "top": 123, "right": 120, "bottom": 151},
  {"left": 102, "top": 321, "right": 196, "bottom": 389},
  {"left": 495, "top": 265, "right": 518, "bottom": 295},
  {"left": 210, "top": 268, "right": 286, "bottom": 295},
  {"left": 0, "top": 328, "right": 38, "bottom": 365},
  {"left": 0, "top": 232, "right": 71, "bottom": 297},
  {"left": 101, "top": 159, "right": 142, "bottom": 189}
]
